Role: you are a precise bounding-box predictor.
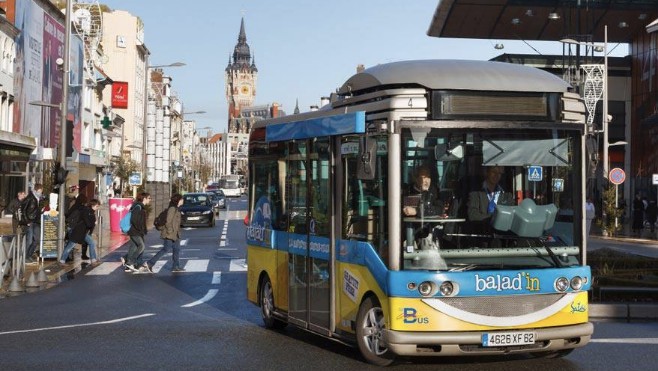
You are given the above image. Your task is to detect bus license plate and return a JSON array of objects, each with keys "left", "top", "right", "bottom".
[{"left": 482, "top": 332, "right": 535, "bottom": 347}]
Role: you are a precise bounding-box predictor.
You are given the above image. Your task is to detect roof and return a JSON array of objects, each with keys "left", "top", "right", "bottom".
[
  {"left": 427, "top": 0, "right": 658, "bottom": 43},
  {"left": 338, "top": 59, "right": 571, "bottom": 94}
]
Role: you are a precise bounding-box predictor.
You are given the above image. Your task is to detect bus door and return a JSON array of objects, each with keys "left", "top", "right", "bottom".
[{"left": 286, "top": 137, "right": 332, "bottom": 332}]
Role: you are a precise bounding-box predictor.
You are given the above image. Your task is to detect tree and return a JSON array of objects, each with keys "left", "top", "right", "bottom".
[
  {"left": 114, "top": 157, "right": 138, "bottom": 196},
  {"left": 597, "top": 182, "right": 624, "bottom": 236}
]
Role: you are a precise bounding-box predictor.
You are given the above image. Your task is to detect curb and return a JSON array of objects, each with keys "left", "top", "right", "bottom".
[{"left": 590, "top": 303, "right": 658, "bottom": 320}]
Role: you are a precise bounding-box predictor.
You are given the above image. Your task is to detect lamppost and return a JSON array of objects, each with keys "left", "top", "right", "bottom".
[
  {"left": 560, "top": 25, "right": 610, "bottom": 177},
  {"left": 29, "top": 0, "right": 72, "bottom": 259}
]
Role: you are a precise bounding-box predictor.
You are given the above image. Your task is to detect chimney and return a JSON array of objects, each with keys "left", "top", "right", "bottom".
[
  {"left": 270, "top": 102, "right": 279, "bottom": 118},
  {"left": 310, "top": 105, "right": 319, "bottom": 111},
  {"left": 320, "top": 97, "right": 330, "bottom": 107},
  {"left": 356, "top": 64, "right": 365, "bottom": 73}
]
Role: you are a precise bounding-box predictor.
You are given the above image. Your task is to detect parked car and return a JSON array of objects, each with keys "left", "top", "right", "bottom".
[{"left": 180, "top": 193, "right": 215, "bottom": 227}]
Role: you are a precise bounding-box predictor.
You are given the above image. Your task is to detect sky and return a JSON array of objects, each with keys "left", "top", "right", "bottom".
[{"left": 99, "top": 0, "right": 628, "bottom": 134}]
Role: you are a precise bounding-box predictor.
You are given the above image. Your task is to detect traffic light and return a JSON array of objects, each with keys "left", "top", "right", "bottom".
[
  {"left": 101, "top": 116, "right": 111, "bottom": 129},
  {"left": 54, "top": 165, "right": 68, "bottom": 185}
]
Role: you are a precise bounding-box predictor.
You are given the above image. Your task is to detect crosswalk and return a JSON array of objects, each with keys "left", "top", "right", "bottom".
[{"left": 86, "top": 217, "right": 247, "bottom": 276}]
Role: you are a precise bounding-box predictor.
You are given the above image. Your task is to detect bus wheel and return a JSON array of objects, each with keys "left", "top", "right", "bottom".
[
  {"left": 260, "top": 277, "right": 286, "bottom": 329},
  {"left": 530, "top": 349, "right": 574, "bottom": 359},
  {"left": 356, "top": 296, "right": 394, "bottom": 366}
]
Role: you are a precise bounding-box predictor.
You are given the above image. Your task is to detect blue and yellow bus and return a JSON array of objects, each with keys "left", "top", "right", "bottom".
[{"left": 246, "top": 60, "right": 592, "bottom": 365}]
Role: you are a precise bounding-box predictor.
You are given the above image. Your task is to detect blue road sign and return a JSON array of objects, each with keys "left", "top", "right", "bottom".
[{"left": 528, "top": 166, "right": 543, "bottom": 182}]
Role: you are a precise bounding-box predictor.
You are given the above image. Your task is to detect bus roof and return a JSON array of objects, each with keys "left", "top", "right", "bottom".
[{"left": 337, "top": 59, "right": 572, "bottom": 95}]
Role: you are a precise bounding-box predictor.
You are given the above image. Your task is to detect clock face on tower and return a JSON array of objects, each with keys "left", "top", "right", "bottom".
[{"left": 240, "top": 85, "right": 251, "bottom": 95}]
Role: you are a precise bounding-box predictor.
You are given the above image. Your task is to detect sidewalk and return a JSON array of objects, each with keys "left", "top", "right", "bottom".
[{"left": 0, "top": 205, "right": 129, "bottom": 298}]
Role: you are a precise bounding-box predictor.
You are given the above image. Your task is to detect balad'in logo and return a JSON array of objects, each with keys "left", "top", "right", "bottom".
[{"left": 474, "top": 272, "right": 540, "bottom": 292}]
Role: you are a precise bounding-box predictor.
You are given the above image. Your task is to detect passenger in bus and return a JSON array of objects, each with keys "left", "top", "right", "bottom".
[
  {"left": 402, "top": 165, "right": 444, "bottom": 218},
  {"left": 467, "top": 165, "right": 513, "bottom": 223}
]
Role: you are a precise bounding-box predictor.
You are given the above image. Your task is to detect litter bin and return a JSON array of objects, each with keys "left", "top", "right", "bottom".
[{"left": 109, "top": 198, "right": 133, "bottom": 232}]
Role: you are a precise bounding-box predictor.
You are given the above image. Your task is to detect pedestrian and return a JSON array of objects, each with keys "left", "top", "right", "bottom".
[
  {"left": 121, "top": 192, "right": 151, "bottom": 272},
  {"left": 6, "top": 191, "right": 27, "bottom": 235},
  {"left": 59, "top": 199, "right": 100, "bottom": 265},
  {"left": 65, "top": 193, "right": 88, "bottom": 261},
  {"left": 646, "top": 200, "right": 657, "bottom": 235},
  {"left": 632, "top": 192, "right": 644, "bottom": 236},
  {"left": 144, "top": 193, "right": 185, "bottom": 273},
  {"left": 585, "top": 197, "right": 595, "bottom": 236},
  {"left": 22, "top": 184, "right": 44, "bottom": 264}
]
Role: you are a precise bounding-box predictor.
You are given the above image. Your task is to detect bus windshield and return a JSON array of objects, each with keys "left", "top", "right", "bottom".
[{"left": 398, "top": 127, "right": 582, "bottom": 271}]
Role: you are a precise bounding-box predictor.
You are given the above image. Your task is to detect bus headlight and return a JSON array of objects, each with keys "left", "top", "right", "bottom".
[
  {"left": 418, "top": 281, "right": 433, "bottom": 297},
  {"left": 570, "top": 276, "right": 583, "bottom": 290},
  {"left": 439, "top": 281, "right": 455, "bottom": 296},
  {"left": 554, "top": 277, "right": 569, "bottom": 292}
]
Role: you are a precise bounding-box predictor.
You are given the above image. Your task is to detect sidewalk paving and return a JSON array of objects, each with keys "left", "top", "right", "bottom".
[
  {"left": 1, "top": 205, "right": 129, "bottom": 298},
  {"left": 2, "top": 210, "right": 657, "bottom": 320}
]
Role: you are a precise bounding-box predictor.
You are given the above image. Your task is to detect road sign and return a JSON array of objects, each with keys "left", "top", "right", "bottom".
[
  {"left": 129, "top": 171, "right": 142, "bottom": 186},
  {"left": 527, "top": 166, "right": 543, "bottom": 182},
  {"left": 609, "top": 168, "right": 626, "bottom": 185},
  {"left": 653, "top": 173, "right": 658, "bottom": 186}
]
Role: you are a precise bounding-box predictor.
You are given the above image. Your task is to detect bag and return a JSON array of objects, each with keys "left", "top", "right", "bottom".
[
  {"left": 120, "top": 205, "right": 140, "bottom": 234},
  {"left": 154, "top": 207, "right": 168, "bottom": 231},
  {"left": 67, "top": 208, "right": 81, "bottom": 228}
]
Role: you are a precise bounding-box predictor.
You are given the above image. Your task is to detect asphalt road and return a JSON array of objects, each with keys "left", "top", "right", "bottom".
[{"left": 1, "top": 196, "right": 657, "bottom": 370}]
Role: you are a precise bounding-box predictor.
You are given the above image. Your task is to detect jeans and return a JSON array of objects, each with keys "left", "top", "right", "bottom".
[
  {"left": 124, "top": 235, "right": 146, "bottom": 266},
  {"left": 25, "top": 223, "right": 41, "bottom": 258},
  {"left": 147, "top": 239, "right": 181, "bottom": 270},
  {"left": 60, "top": 234, "right": 97, "bottom": 262}
]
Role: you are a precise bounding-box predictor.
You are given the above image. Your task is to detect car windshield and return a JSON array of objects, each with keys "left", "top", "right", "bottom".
[{"left": 183, "top": 194, "right": 210, "bottom": 206}]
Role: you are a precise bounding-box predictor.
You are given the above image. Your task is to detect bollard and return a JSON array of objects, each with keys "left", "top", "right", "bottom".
[
  {"left": 37, "top": 267, "right": 49, "bottom": 282},
  {"left": 8, "top": 275, "right": 25, "bottom": 292},
  {"left": 25, "top": 271, "right": 40, "bottom": 288}
]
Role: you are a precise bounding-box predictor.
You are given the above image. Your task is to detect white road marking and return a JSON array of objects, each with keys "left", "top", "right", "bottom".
[
  {"left": 218, "top": 247, "right": 237, "bottom": 251},
  {"left": 184, "top": 259, "right": 209, "bottom": 272},
  {"left": 591, "top": 338, "right": 658, "bottom": 344},
  {"left": 87, "top": 262, "right": 122, "bottom": 275},
  {"left": 181, "top": 289, "right": 218, "bottom": 308},
  {"left": 180, "top": 239, "right": 189, "bottom": 246},
  {"left": 0, "top": 313, "right": 156, "bottom": 335},
  {"left": 230, "top": 259, "right": 247, "bottom": 272},
  {"left": 212, "top": 271, "right": 222, "bottom": 284},
  {"left": 152, "top": 260, "right": 166, "bottom": 273},
  {"left": 150, "top": 244, "right": 164, "bottom": 248},
  {"left": 219, "top": 241, "right": 226, "bottom": 247}
]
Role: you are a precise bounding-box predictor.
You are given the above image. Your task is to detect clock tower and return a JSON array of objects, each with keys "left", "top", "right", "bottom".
[{"left": 225, "top": 18, "right": 257, "bottom": 133}]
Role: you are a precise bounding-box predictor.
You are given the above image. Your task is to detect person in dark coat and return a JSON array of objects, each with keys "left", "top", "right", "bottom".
[
  {"left": 65, "top": 193, "right": 88, "bottom": 261},
  {"left": 632, "top": 192, "right": 645, "bottom": 236},
  {"left": 6, "top": 191, "right": 26, "bottom": 234},
  {"left": 145, "top": 194, "right": 185, "bottom": 273},
  {"left": 59, "top": 199, "right": 100, "bottom": 264},
  {"left": 646, "top": 200, "right": 657, "bottom": 235},
  {"left": 121, "top": 192, "right": 151, "bottom": 272},
  {"left": 23, "top": 184, "right": 44, "bottom": 263}
]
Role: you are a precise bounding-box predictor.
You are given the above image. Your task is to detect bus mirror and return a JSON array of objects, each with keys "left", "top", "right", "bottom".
[
  {"left": 435, "top": 143, "right": 464, "bottom": 161},
  {"left": 357, "top": 137, "right": 376, "bottom": 180}
]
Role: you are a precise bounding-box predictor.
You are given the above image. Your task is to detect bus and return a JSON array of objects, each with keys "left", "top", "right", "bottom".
[
  {"left": 246, "top": 59, "right": 592, "bottom": 365},
  {"left": 219, "top": 174, "right": 242, "bottom": 197}
]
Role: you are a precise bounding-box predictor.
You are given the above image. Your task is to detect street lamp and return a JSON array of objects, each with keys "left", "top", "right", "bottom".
[{"left": 560, "top": 25, "right": 610, "bottom": 178}]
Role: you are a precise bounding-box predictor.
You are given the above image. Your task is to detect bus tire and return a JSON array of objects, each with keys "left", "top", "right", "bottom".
[
  {"left": 356, "top": 296, "right": 394, "bottom": 366},
  {"left": 530, "top": 349, "right": 574, "bottom": 359},
  {"left": 260, "top": 277, "right": 286, "bottom": 330}
]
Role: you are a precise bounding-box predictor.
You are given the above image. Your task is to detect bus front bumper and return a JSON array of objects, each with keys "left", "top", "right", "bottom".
[{"left": 383, "top": 322, "right": 593, "bottom": 356}]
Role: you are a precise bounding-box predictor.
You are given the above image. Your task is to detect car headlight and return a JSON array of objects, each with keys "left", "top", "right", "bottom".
[{"left": 203, "top": 210, "right": 212, "bottom": 215}]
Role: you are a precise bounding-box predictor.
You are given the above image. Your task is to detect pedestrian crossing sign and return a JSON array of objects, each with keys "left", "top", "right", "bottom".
[{"left": 528, "top": 166, "right": 542, "bottom": 182}]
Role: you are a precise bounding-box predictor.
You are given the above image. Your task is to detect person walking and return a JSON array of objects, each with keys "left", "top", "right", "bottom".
[
  {"left": 6, "top": 191, "right": 27, "bottom": 234},
  {"left": 121, "top": 192, "right": 151, "bottom": 272},
  {"left": 144, "top": 194, "right": 185, "bottom": 273},
  {"left": 65, "top": 193, "right": 88, "bottom": 261},
  {"left": 585, "top": 197, "right": 596, "bottom": 236},
  {"left": 59, "top": 199, "right": 100, "bottom": 264},
  {"left": 22, "top": 184, "right": 44, "bottom": 264}
]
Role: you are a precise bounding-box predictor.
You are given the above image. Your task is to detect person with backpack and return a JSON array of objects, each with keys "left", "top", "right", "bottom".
[
  {"left": 144, "top": 193, "right": 185, "bottom": 273},
  {"left": 59, "top": 199, "right": 100, "bottom": 265},
  {"left": 23, "top": 184, "right": 44, "bottom": 264},
  {"left": 121, "top": 192, "right": 151, "bottom": 272}
]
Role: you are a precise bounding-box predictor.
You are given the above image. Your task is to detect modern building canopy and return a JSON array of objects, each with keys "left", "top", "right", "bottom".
[{"left": 427, "top": 0, "right": 658, "bottom": 43}]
